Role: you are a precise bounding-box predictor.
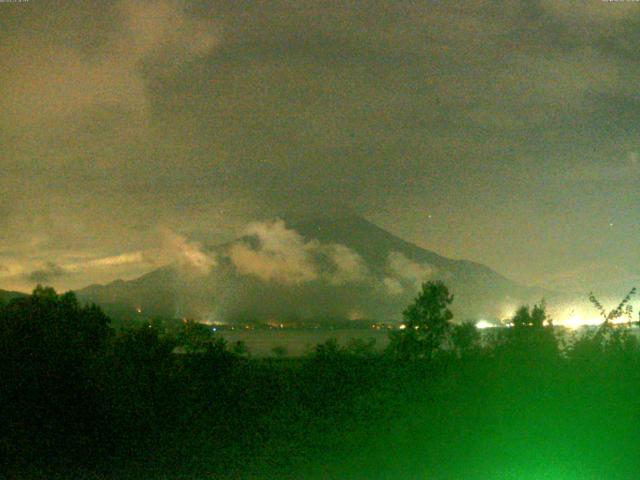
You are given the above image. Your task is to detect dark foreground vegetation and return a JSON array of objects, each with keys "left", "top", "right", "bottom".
[{"left": 1, "top": 283, "right": 640, "bottom": 479}]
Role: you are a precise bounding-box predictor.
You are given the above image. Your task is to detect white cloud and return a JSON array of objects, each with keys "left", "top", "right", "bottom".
[
  {"left": 229, "top": 220, "right": 317, "bottom": 284},
  {"left": 228, "top": 219, "right": 368, "bottom": 286},
  {"left": 159, "top": 228, "right": 216, "bottom": 276},
  {"left": 66, "top": 251, "right": 146, "bottom": 271},
  {"left": 323, "top": 243, "right": 369, "bottom": 285},
  {"left": 383, "top": 251, "right": 435, "bottom": 295},
  {"left": 0, "top": 250, "right": 151, "bottom": 291}
]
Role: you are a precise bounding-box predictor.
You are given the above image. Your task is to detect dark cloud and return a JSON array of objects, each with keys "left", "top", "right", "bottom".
[
  {"left": 0, "top": 0, "right": 639, "bottom": 292},
  {"left": 26, "top": 262, "right": 67, "bottom": 284}
]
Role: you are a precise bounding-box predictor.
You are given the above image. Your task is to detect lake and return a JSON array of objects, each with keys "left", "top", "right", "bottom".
[{"left": 218, "top": 329, "right": 391, "bottom": 357}]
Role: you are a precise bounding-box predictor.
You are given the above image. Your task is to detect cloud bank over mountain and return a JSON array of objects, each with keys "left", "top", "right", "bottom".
[{"left": 76, "top": 215, "right": 556, "bottom": 324}]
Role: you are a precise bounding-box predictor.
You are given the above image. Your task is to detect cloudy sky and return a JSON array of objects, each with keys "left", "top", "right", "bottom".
[{"left": 1, "top": 0, "right": 639, "bottom": 293}]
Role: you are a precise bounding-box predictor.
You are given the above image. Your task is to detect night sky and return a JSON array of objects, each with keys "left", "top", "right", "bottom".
[{"left": 1, "top": 0, "right": 639, "bottom": 294}]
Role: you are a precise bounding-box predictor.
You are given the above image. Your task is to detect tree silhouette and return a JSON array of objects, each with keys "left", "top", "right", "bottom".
[
  {"left": 451, "top": 321, "right": 480, "bottom": 358},
  {"left": 389, "top": 281, "right": 454, "bottom": 360},
  {"left": 0, "top": 285, "right": 111, "bottom": 369},
  {"left": 589, "top": 287, "right": 636, "bottom": 326},
  {"left": 512, "top": 303, "right": 546, "bottom": 328},
  {"left": 504, "top": 301, "right": 558, "bottom": 360},
  {"left": 571, "top": 288, "right": 639, "bottom": 361},
  {"left": 0, "top": 286, "right": 112, "bottom": 466}
]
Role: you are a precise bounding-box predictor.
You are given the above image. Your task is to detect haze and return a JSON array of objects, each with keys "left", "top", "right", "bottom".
[{"left": 1, "top": 0, "right": 639, "bottom": 295}]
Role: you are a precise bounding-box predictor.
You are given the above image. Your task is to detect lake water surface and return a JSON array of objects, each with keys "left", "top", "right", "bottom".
[{"left": 219, "top": 329, "right": 391, "bottom": 357}]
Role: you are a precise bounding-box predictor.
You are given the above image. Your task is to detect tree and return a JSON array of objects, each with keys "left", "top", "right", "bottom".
[
  {"left": 451, "top": 321, "right": 481, "bottom": 358},
  {"left": 512, "top": 303, "right": 546, "bottom": 329},
  {"left": 589, "top": 287, "right": 636, "bottom": 326},
  {"left": 389, "top": 281, "right": 454, "bottom": 360},
  {"left": 505, "top": 301, "right": 558, "bottom": 360},
  {"left": 570, "top": 288, "right": 639, "bottom": 360},
  {"left": 0, "top": 286, "right": 113, "bottom": 466},
  {"left": 0, "top": 285, "right": 111, "bottom": 367}
]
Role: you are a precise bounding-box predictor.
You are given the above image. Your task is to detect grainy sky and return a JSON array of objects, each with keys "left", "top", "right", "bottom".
[{"left": 1, "top": 0, "right": 639, "bottom": 293}]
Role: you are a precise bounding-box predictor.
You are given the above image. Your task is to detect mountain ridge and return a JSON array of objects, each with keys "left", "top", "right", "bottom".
[
  {"left": 75, "top": 215, "right": 558, "bottom": 323},
  {"left": 0, "top": 289, "right": 28, "bottom": 304}
]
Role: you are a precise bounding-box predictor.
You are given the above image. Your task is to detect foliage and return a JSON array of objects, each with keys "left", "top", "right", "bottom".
[
  {"left": 500, "top": 301, "right": 559, "bottom": 360},
  {"left": 0, "top": 286, "right": 112, "bottom": 468},
  {"left": 511, "top": 303, "right": 547, "bottom": 328},
  {"left": 569, "top": 288, "right": 639, "bottom": 363},
  {"left": 232, "top": 340, "right": 249, "bottom": 356},
  {"left": 388, "top": 280, "right": 454, "bottom": 360},
  {"left": 272, "top": 345, "right": 288, "bottom": 358},
  {"left": 451, "top": 321, "right": 481, "bottom": 358},
  {"left": 3, "top": 283, "right": 640, "bottom": 479},
  {"left": 589, "top": 287, "right": 637, "bottom": 325}
]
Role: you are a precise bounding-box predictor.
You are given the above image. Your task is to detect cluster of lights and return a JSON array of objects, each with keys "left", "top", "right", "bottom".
[
  {"left": 475, "top": 320, "right": 495, "bottom": 329},
  {"left": 554, "top": 303, "right": 638, "bottom": 329},
  {"left": 472, "top": 304, "right": 638, "bottom": 331},
  {"left": 559, "top": 311, "right": 602, "bottom": 330}
]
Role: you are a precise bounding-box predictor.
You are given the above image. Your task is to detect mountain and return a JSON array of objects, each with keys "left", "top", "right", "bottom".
[
  {"left": 75, "top": 215, "right": 558, "bottom": 324},
  {"left": 289, "top": 215, "right": 558, "bottom": 317},
  {"left": 0, "top": 289, "right": 27, "bottom": 304}
]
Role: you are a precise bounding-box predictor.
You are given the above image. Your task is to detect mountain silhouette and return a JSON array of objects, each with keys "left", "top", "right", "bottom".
[
  {"left": 0, "top": 289, "right": 27, "bottom": 304},
  {"left": 76, "top": 215, "right": 554, "bottom": 324}
]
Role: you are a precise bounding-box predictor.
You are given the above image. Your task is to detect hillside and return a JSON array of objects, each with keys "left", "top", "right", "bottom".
[
  {"left": 76, "top": 215, "right": 555, "bottom": 323},
  {"left": 0, "top": 289, "right": 27, "bottom": 304}
]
